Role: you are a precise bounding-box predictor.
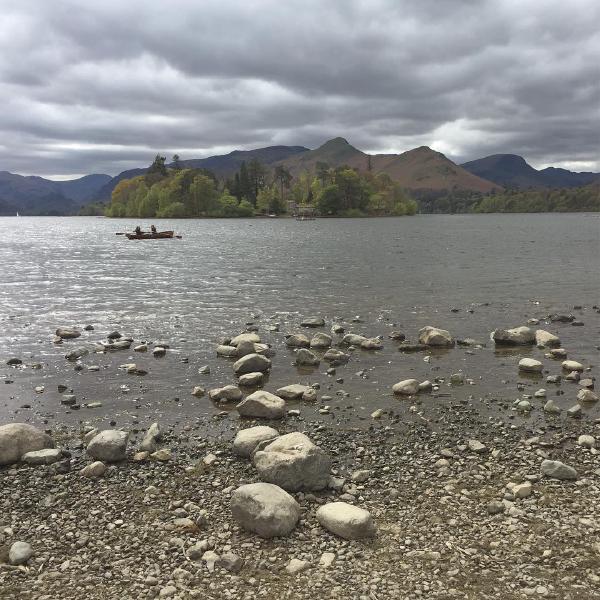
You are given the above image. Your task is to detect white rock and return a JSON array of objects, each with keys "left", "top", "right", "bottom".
[
  {"left": 9, "top": 541, "right": 33, "bottom": 565},
  {"left": 233, "top": 353, "right": 271, "bottom": 375},
  {"left": 392, "top": 379, "right": 420, "bottom": 395},
  {"left": 21, "top": 448, "right": 62, "bottom": 465},
  {"left": 0, "top": 423, "right": 54, "bottom": 466},
  {"left": 286, "top": 558, "right": 309, "bottom": 574},
  {"left": 513, "top": 481, "right": 532, "bottom": 498},
  {"left": 295, "top": 348, "right": 320, "bottom": 366},
  {"left": 316, "top": 502, "right": 376, "bottom": 539},
  {"left": 418, "top": 326, "right": 454, "bottom": 347},
  {"left": 342, "top": 333, "right": 367, "bottom": 345},
  {"left": 578, "top": 388, "right": 599, "bottom": 403},
  {"left": 238, "top": 372, "right": 264, "bottom": 386},
  {"left": 319, "top": 552, "right": 336, "bottom": 568},
  {"left": 191, "top": 386, "right": 205, "bottom": 397},
  {"left": 578, "top": 435, "right": 595, "bottom": 448},
  {"left": 139, "top": 422, "right": 161, "bottom": 453},
  {"left": 492, "top": 326, "right": 535, "bottom": 345},
  {"left": 230, "top": 482, "right": 300, "bottom": 538},
  {"left": 80, "top": 461, "right": 107, "bottom": 478},
  {"left": 535, "top": 329, "right": 561, "bottom": 347},
  {"left": 230, "top": 332, "right": 261, "bottom": 346},
  {"left": 543, "top": 399, "right": 561, "bottom": 414},
  {"left": 253, "top": 432, "right": 331, "bottom": 491},
  {"left": 518, "top": 358, "right": 543, "bottom": 373},
  {"left": 87, "top": 430, "right": 128, "bottom": 462},
  {"left": 208, "top": 385, "right": 243, "bottom": 402},
  {"left": 276, "top": 384, "right": 311, "bottom": 400},
  {"left": 562, "top": 360, "right": 584, "bottom": 372},
  {"left": 310, "top": 333, "right": 332, "bottom": 349},
  {"left": 236, "top": 390, "right": 286, "bottom": 419},
  {"left": 233, "top": 426, "right": 280, "bottom": 457}
]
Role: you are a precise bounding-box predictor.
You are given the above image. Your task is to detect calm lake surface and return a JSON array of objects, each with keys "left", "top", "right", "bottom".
[{"left": 1, "top": 214, "right": 599, "bottom": 433}]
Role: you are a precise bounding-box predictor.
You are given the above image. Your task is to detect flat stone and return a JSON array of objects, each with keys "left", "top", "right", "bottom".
[
  {"left": 541, "top": 459, "right": 577, "bottom": 480},
  {"left": 316, "top": 502, "right": 376, "bottom": 540},
  {"left": 21, "top": 448, "right": 63, "bottom": 465},
  {"left": 233, "top": 426, "right": 279, "bottom": 457},
  {"left": 237, "top": 390, "right": 286, "bottom": 419}
]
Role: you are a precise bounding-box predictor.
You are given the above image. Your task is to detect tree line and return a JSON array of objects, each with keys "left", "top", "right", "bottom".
[
  {"left": 104, "top": 154, "right": 417, "bottom": 218},
  {"left": 415, "top": 186, "right": 600, "bottom": 214}
]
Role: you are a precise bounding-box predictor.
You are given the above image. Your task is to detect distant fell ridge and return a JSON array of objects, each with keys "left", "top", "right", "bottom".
[
  {"left": 461, "top": 154, "right": 600, "bottom": 188},
  {"left": 0, "top": 171, "right": 110, "bottom": 215},
  {"left": 93, "top": 145, "right": 309, "bottom": 201},
  {"left": 277, "top": 138, "right": 499, "bottom": 193}
]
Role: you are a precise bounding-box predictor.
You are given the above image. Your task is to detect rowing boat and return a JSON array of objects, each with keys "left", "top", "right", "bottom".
[{"left": 125, "top": 230, "right": 177, "bottom": 240}]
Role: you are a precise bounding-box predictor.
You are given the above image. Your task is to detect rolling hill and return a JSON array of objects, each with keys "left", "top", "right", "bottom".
[
  {"left": 0, "top": 171, "right": 110, "bottom": 215},
  {"left": 277, "top": 138, "right": 500, "bottom": 193},
  {"left": 461, "top": 154, "right": 600, "bottom": 189}
]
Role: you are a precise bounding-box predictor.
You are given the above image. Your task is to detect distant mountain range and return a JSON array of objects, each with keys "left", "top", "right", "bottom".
[
  {"left": 1, "top": 141, "right": 598, "bottom": 215},
  {"left": 461, "top": 154, "right": 600, "bottom": 189},
  {"left": 0, "top": 172, "right": 110, "bottom": 215}
]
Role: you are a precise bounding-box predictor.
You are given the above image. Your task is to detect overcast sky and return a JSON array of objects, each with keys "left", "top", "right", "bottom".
[{"left": 2, "top": 0, "right": 599, "bottom": 179}]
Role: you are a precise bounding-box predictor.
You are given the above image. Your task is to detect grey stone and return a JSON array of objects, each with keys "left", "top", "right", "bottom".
[
  {"left": 492, "top": 326, "right": 535, "bottom": 345},
  {"left": 236, "top": 390, "right": 286, "bottom": 419},
  {"left": 0, "top": 423, "right": 54, "bottom": 466},
  {"left": 233, "top": 426, "right": 279, "bottom": 457},
  {"left": 316, "top": 502, "right": 376, "bottom": 539},
  {"left": 392, "top": 379, "right": 419, "bottom": 395},
  {"left": 233, "top": 353, "right": 271, "bottom": 375},
  {"left": 276, "top": 384, "right": 311, "bottom": 400},
  {"left": 418, "top": 326, "right": 454, "bottom": 347},
  {"left": 253, "top": 432, "right": 331, "bottom": 491},
  {"left": 295, "top": 348, "right": 320, "bottom": 366},
  {"left": 21, "top": 448, "right": 62, "bottom": 465},
  {"left": 9, "top": 541, "right": 33, "bottom": 565},
  {"left": 541, "top": 459, "right": 577, "bottom": 480},
  {"left": 87, "top": 430, "right": 128, "bottom": 462},
  {"left": 230, "top": 482, "right": 300, "bottom": 538}
]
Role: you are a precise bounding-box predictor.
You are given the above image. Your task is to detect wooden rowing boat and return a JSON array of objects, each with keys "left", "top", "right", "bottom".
[{"left": 124, "top": 230, "right": 178, "bottom": 240}]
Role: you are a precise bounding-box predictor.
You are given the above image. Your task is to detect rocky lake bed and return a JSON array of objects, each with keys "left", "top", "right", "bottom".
[{"left": 2, "top": 305, "right": 600, "bottom": 600}]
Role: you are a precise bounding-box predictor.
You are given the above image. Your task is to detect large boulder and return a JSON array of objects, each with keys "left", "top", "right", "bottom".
[
  {"left": 562, "top": 360, "right": 584, "bottom": 372},
  {"left": 236, "top": 391, "right": 286, "bottom": 419},
  {"left": 65, "top": 346, "right": 89, "bottom": 361},
  {"left": 0, "top": 423, "right": 54, "bottom": 466},
  {"left": 253, "top": 432, "right": 331, "bottom": 491},
  {"left": 231, "top": 482, "right": 300, "bottom": 538},
  {"left": 535, "top": 330, "right": 561, "bottom": 348},
  {"left": 492, "top": 326, "right": 535, "bottom": 345},
  {"left": 578, "top": 389, "right": 599, "bottom": 403},
  {"left": 233, "top": 426, "right": 279, "bottom": 457},
  {"left": 233, "top": 353, "right": 271, "bottom": 375},
  {"left": 392, "top": 379, "right": 420, "bottom": 396},
  {"left": 418, "top": 326, "right": 454, "bottom": 347},
  {"left": 87, "top": 430, "right": 128, "bottom": 462},
  {"left": 216, "top": 345, "right": 238, "bottom": 357},
  {"left": 316, "top": 502, "right": 376, "bottom": 540}
]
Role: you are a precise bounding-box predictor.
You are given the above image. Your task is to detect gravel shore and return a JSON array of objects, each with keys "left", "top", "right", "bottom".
[{"left": 2, "top": 404, "right": 600, "bottom": 600}]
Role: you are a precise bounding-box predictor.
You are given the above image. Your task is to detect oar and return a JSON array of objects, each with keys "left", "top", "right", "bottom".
[{"left": 116, "top": 232, "right": 126, "bottom": 235}]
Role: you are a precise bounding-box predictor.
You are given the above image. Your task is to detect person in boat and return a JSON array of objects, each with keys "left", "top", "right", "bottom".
[
  {"left": 135, "top": 225, "right": 142, "bottom": 235},
  {"left": 151, "top": 225, "right": 157, "bottom": 234}
]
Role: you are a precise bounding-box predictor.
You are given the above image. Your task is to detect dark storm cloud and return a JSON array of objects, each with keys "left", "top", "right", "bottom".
[{"left": 1, "top": 0, "right": 599, "bottom": 177}]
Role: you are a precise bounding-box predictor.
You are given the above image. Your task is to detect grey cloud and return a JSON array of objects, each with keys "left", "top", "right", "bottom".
[{"left": 1, "top": 0, "right": 599, "bottom": 177}]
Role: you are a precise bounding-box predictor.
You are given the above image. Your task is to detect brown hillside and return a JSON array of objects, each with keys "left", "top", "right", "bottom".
[
  {"left": 278, "top": 138, "right": 500, "bottom": 193},
  {"left": 372, "top": 146, "right": 501, "bottom": 192}
]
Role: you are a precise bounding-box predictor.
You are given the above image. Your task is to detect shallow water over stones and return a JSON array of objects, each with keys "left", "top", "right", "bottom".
[{"left": 0, "top": 214, "right": 598, "bottom": 433}]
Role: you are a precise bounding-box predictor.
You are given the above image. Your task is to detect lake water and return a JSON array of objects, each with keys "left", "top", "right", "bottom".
[{"left": 0, "top": 214, "right": 599, "bottom": 432}]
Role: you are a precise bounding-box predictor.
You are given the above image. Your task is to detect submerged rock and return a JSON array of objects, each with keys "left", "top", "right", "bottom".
[
  {"left": 392, "top": 379, "right": 420, "bottom": 396},
  {"left": 418, "top": 326, "right": 454, "bottom": 347},
  {"left": 518, "top": 358, "right": 543, "bottom": 373},
  {"left": 310, "top": 332, "right": 332, "bottom": 349},
  {"left": 233, "top": 353, "right": 271, "bottom": 375},
  {"left": 55, "top": 327, "right": 81, "bottom": 339},
  {"left": 301, "top": 317, "right": 325, "bottom": 328},
  {"left": 492, "top": 326, "right": 535, "bottom": 345},
  {"left": 295, "top": 348, "right": 320, "bottom": 366}
]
